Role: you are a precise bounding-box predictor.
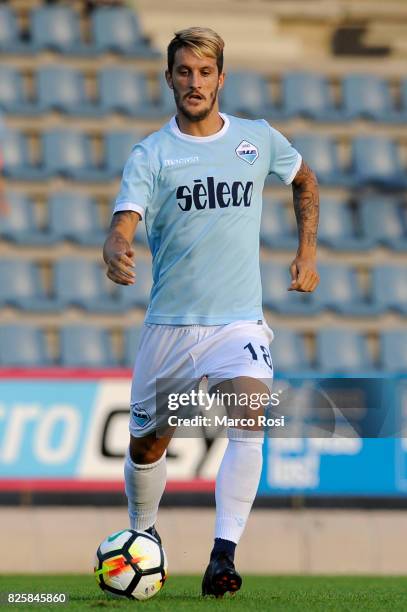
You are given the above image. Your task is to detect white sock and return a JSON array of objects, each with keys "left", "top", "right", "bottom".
[
  {"left": 215, "top": 429, "right": 264, "bottom": 544},
  {"left": 124, "top": 450, "right": 167, "bottom": 531}
]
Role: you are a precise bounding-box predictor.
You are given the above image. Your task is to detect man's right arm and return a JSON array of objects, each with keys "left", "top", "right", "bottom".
[{"left": 103, "top": 211, "right": 140, "bottom": 285}]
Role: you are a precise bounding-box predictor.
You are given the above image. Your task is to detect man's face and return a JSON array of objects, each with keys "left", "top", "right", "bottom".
[{"left": 166, "top": 47, "right": 224, "bottom": 122}]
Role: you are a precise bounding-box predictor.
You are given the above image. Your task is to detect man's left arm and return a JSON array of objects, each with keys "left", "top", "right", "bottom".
[{"left": 289, "top": 159, "right": 320, "bottom": 292}]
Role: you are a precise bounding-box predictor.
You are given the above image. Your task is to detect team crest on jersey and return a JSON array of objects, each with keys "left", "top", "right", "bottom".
[
  {"left": 131, "top": 403, "right": 151, "bottom": 428},
  {"left": 235, "top": 140, "right": 259, "bottom": 165}
]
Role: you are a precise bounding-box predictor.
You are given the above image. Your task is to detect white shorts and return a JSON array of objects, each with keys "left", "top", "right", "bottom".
[{"left": 129, "top": 320, "right": 274, "bottom": 437}]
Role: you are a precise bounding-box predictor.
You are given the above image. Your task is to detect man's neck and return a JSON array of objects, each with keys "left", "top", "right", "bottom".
[{"left": 175, "top": 110, "right": 224, "bottom": 137}]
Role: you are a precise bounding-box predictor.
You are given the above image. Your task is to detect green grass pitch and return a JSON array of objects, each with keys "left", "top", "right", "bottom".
[{"left": 0, "top": 575, "right": 407, "bottom": 611}]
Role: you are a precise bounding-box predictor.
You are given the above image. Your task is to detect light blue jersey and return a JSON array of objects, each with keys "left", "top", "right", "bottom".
[{"left": 114, "top": 113, "right": 301, "bottom": 325}]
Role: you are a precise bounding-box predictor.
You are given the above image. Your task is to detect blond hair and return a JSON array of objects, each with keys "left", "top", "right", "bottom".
[{"left": 167, "top": 27, "right": 225, "bottom": 74}]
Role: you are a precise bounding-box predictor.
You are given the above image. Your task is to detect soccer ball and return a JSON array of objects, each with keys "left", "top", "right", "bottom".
[{"left": 94, "top": 529, "right": 168, "bottom": 600}]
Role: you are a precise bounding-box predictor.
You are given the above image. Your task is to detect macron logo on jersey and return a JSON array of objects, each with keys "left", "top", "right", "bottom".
[
  {"left": 235, "top": 140, "right": 259, "bottom": 165},
  {"left": 164, "top": 156, "right": 199, "bottom": 168},
  {"left": 176, "top": 176, "right": 254, "bottom": 211}
]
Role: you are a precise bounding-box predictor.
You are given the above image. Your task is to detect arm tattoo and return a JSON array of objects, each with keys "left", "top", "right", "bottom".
[{"left": 291, "top": 160, "right": 319, "bottom": 248}]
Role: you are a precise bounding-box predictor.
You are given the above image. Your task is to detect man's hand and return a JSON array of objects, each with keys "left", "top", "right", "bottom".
[
  {"left": 105, "top": 245, "right": 136, "bottom": 286},
  {"left": 103, "top": 211, "right": 139, "bottom": 285},
  {"left": 288, "top": 255, "right": 319, "bottom": 292}
]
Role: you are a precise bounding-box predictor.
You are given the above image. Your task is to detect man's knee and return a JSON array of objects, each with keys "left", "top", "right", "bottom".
[{"left": 129, "top": 433, "right": 170, "bottom": 464}]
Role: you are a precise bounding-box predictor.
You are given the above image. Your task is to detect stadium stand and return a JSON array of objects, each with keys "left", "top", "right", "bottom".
[
  {"left": 0, "top": 0, "right": 405, "bottom": 371},
  {"left": 59, "top": 325, "right": 117, "bottom": 367},
  {"left": 0, "top": 325, "right": 50, "bottom": 366},
  {"left": 37, "top": 66, "right": 101, "bottom": 115}
]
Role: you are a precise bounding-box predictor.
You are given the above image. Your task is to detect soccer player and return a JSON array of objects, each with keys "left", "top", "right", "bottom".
[{"left": 103, "top": 27, "right": 319, "bottom": 597}]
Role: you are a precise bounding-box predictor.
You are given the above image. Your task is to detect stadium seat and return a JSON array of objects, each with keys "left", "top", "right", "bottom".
[
  {"left": 37, "top": 66, "right": 100, "bottom": 115},
  {"left": 342, "top": 75, "right": 398, "bottom": 121},
  {"left": 31, "top": 6, "right": 91, "bottom": 54},
  {"left": 0, "top": 325, "right": 50, "bottom": 367},
  {"left": 260, "top": 199, "right": 297, "bottom": 249},
  {"left": 123, "top": 325, "right": 144, "bottom": 367},
  {"left": 60, "top": 326, "right": 117, "bottom": 367},
  {"left": 270, "top": 329, "right": 310, "bottom": 372},
  {"left": 292, "top": 135, "right": 350, "bottom": 186},
  {"left": 104, "top": 131, "right": 142, "bottom": 177},
  {"left": 0, "top": 6, "right": 31, "bottom": 53},
  {"left": 220, "top": 71, "right": 278, "bottom": 118},
  {"left": 0, "top": 192, "right": 52, "bottom": 244},
  {"left": 316, "top": 330, "right": 372, "bottom": 372},
  {"left": 372, "top": 266, "right": 407, "bottom": 314},
  {"left": 314, "top": 264, "right": 377, "bottom": 315},
  {"left": 154, "top": 72, "right": 176, "bottom": 117},
  {"left": 43, "top": 130, "right": 103, "bottom": 181},
  {"left": 54, "top": 259, "right": 122, "bottom": 312},
  {"left": 0, "top": 260, "right": 54, "bottom": 311},
  {"left": 0, "top": 67, "right": 38, "bottom": 115},
  {"left": 381, "top": 331, "right": 407, "bottom": 372},
  {"left": 351, "top": 136, "right": 407, "bottom": 189},
  {"left": 91, "top": 7, "right": 160, "bottom": 57},
  {"left": 48, "top": 193, "right": 106, "bottom": 246},
  {"left": 261, "top": 262, "right": 318, "bottom": 314},
  {"left": 99, "top": 68, "right": 153, "bottom": 117},
  {"left": 399, "top": 78, "right": 407, "bottom": 121},
  {"left": 282, "top": 72, "right": 340, "bottom": 121},
  {"left": 116, "top": 258, "right": 152, "bottom": 308},
  {"left": 2, "top": 130, "right": 48, "bottom": 180},
  {"left": 359, "top": 195, "right": 407, "bottom": 250},
  {"left": 318, "top": 197, "right": 370, "bottom": 250}
]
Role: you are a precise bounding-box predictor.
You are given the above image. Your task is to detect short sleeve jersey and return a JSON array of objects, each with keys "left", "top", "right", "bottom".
[{"left": 114, "top": 113, "right": 301, "bottom": 325}]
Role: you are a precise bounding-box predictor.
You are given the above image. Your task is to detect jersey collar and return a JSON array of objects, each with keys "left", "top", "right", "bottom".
[{"left": 169, "top": 113, "right": 230, "bottom": 143}]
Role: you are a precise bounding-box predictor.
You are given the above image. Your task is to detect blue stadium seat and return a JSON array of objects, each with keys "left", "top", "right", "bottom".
[
  {"left": 260, "top": 199, "right": 297, "bottom": 249},
  {"left": 351, "top": 136, "right": 407, "bottom": 189},
  {"left": 2, "top": 130, "right": 48, "bottom": 180},
  {"left": 372, "top": 266, "right": 407, "bottom": 314},
  {"left": 342, "top": 75, "right": 397, "bottom": 121},
  {"left": 123, "top": 325, "right": 144, "bottom": 367},
  {"left": 292, "top": 135, "right": 350, "bottom": 186},
  {"left": 314, "top": 264, "right": 376, "bottom": 315},
  {"left": 60, "top": 326, "right": 117, "bottom": 367},
  {"left": 99, "top": 68, "right": 153, "bottom": 117},
  {"left": 91, "top": 7, "right": 160, "bottom": 57},
  {"left": 359, "top": 195, "right": 407, "bottom": 250},
  {"left": 43, "top": 130, "right": 103, "bottom": 181},
  {"left": 31, "top": 6, "right": 91, "bottom": 54},
  {"left": 0, "top": 260, "right": 54, "bottom": 311},
  {"left": 316, "top": 330, "right": 372, "bottom": 372},
  {"left": 48, "top": 193, "right": 106, "bottom": 246},
  {"left": 400, "top": 79, "right": 407, "bottom": 121},
  {"left": 37, "top": 66, "right": 100, "bottom": 115},
  {"left": 116, "top": 258, "right": 152, "bottom": 308},
  {"left": 104, "top": 131, "right": 142, "bottom": 177},
  {"left": 0, "top": 67, "right": 38, "bottom": 115},
  {"left": 0, "top": 6, "right": 31, "bottom": 53},
  {"left": 381, "top": 331, "right": 407, "bottom": 372},
  {"left": 270, "top": 329, "right": 310, "bottom": 372},
  {"left": 261, "top": 262, "right": 317, "bottom": 314},
  {"left": 154, "top": 72, "right": 176, "bottom": 117},
  {"left": 220, "top": 71, "right": 278, "bottom": 118},
  {"left": 0, "top": 325, "right": 50, "bottom": 367},
  {"left": 318, "top": 197, "right": 370, "bottom": 250},
  {"left": 54, "top": 259, "right": 121, "bottom": 312},
  {"left": 0, "top": 192, "right": 52, "bottom": 244},
  {"left": 282, "top": 72, "right": 340, "bottom": 121}
]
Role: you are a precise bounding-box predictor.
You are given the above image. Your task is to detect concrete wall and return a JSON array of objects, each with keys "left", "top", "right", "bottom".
[{"left": 1, "top": 507, "right": 407, "bottom": 575}]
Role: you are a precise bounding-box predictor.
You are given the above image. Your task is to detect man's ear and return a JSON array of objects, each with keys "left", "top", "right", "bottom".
[
  {"left": 218, "top": 71, "right": 225, "bottom": 91},
  {"left": 165, "top": 69, "right": 173, "bottom": 90}
]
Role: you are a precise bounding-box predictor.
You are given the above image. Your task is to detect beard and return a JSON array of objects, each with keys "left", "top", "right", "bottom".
[{"left": 173, "top": 83, "right": 219, "bottom": 122}]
